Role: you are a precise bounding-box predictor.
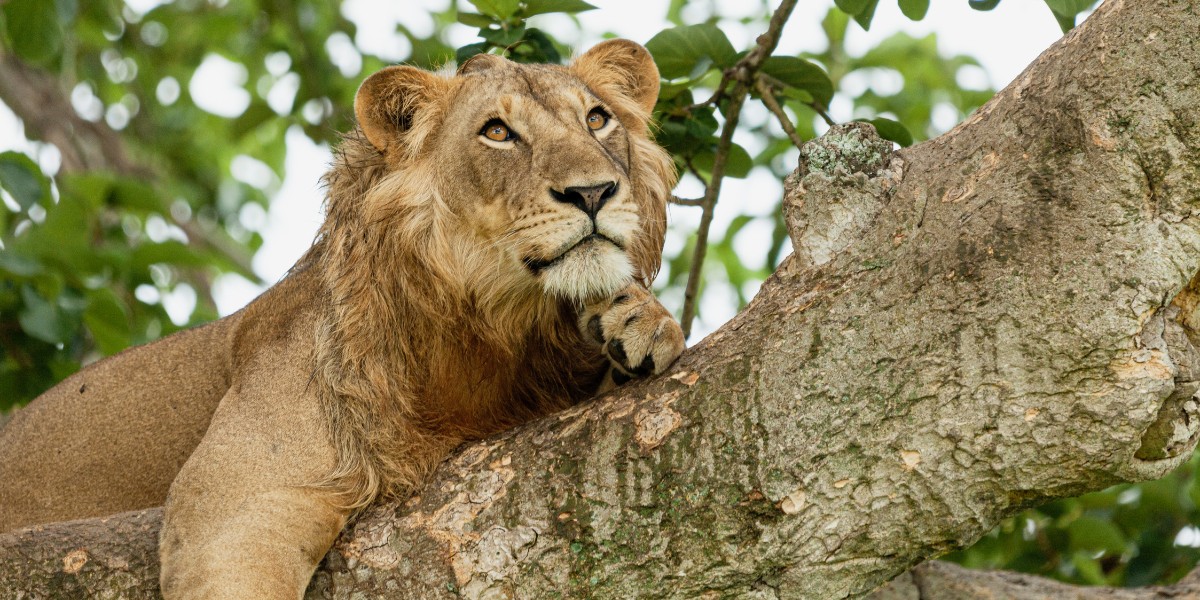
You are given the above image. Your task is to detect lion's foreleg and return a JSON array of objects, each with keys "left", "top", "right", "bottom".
[
  {"left": 159, "top": 370, "right": 347, "bottom": 599},
  {"left": 577, "top": 282, "right": 685, "bottom": 391}
]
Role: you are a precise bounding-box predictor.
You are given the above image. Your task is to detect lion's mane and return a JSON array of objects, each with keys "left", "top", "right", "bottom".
[{"left": 304, "top": 65, "right": 676, "bottom": 509}]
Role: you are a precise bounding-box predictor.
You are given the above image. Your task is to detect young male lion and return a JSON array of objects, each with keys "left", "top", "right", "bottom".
[{"left": 0, "top": 39, "right": 684, "bottom": 598}]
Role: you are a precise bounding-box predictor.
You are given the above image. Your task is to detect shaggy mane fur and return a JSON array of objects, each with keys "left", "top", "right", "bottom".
[{"left": 304, "top": 66, "right": 677, "bottom": 510}]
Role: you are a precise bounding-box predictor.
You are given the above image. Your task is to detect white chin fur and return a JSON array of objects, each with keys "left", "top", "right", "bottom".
[{"left": 540, "top": 241, "right": 632, "bottom": 301}]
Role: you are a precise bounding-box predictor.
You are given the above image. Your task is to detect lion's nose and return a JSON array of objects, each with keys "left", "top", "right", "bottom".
[{"left": 551, "top": 182, "right": 618, "bottom": 219}]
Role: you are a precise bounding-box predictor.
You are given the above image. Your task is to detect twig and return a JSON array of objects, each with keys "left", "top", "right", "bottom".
[
  {"left": 679, "top": 92, "right": 746, "bottom": 338},
  {"left": 810, "top": 101, "right": 836, "bottom": 127},
  {"left": 685, "top": 72, "right": 731, "bottom": 112},
  {"left": 679, "top": 0, "right": 799, "bottom": 338},
  {"left": 754, "top": 76, "right": 806, "bottom": 149},
  {"left": 759, "top": 72, "right": 836, "bottom": 127},
  {"left": 670, "top": 196, "right": 705, "bottom": 207}
]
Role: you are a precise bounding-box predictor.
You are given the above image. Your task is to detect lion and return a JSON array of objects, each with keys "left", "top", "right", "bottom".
[{"left": 0, "top": 39, "right": 685, "bottom": 598}]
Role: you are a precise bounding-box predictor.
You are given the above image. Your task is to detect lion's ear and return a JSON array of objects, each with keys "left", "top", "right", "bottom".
[
  {"left": 457, "top": 52, "right": 508, "bottom": 76},
  {"left": 354, "top": 65, "right": 447, "bottom": 153},
  {"left": 571, "top": 39, "right": 660, "bottom": 114}
]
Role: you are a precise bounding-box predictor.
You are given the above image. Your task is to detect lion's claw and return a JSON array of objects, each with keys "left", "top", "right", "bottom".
[{"left": 579, "top": 284, "right": 685, "bottom": 387}]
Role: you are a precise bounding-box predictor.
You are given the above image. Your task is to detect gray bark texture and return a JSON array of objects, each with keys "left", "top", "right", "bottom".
[{"left": 3, "top": 0, "right": 1200, "bottom": 597}]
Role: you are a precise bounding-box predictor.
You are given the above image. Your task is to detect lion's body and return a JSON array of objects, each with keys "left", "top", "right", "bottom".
[
  {"left": 0, "top": 40, "right": 684, "bottom": 599},
  {"left": 0, "top": 312, "right": 234, "bottom": 527}
]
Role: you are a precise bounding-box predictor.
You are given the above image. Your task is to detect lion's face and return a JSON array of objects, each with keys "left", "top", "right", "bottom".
[
  {"left": 436, "top": 62, "right": 641, "bottom": 300},
  {"left": 352, "top": 40, "right": 673, "bottom": 304}
]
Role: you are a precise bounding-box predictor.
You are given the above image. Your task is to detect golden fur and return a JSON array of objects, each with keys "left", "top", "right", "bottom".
[
  {"left": 0, "top": 40, "right": 684, "bottom": 598},
  {"left": 312, "top": 42, "right": 678, "bottom": 509}
]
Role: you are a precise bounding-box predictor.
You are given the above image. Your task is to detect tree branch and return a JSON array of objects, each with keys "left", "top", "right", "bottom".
[
  {"left": 670, "top": 195, "right": 705, "bottom": 207},
  {"left": 679, "top": 0, "right": 800, "bottom": 337},
  {"left": 0, "top": 51, "right": 141, "bottom": 176},
  {"left": 754, "top": 75, "right": 806, "bottom": 149},
  {"left": 0, "top": 50, "right": 259, "bottom": 282}
]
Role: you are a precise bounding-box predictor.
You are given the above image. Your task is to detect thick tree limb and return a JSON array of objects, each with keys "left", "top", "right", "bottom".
[
  {"left": 5, "top": 514, "right": 1200, "bottom": 598},
  {"left": 0, "top": 51, "right": 141, "bottom": 176},
  {"left": 3, "top": 0, "right": 1200, "bottom": 597}
]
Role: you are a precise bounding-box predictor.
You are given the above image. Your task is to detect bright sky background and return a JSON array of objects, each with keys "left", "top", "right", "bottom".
[{"left": 0, "top": 0, "right": 1080, "bottom": 340}]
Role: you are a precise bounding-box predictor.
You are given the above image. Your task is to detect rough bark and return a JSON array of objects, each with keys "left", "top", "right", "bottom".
[{"left": 3, "top": 0, "right": 1200, "bottom": 597}]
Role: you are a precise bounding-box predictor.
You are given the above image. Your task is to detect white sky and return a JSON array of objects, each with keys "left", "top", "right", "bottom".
[{"left": 0, "top": 0, "right": 1080, "bottom": 340}]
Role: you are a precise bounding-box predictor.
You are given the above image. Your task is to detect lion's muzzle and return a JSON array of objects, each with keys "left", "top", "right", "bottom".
[{"left": 549, "top": 181, "right": 618, "bottom": 220}]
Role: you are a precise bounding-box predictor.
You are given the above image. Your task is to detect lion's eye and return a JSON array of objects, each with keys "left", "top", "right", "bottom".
[
  {"left": 586, "top": 108, "right": 609, "bottom": 131},
  {"left": 480, "top": 119, "right": 516, "bottom": 142}
]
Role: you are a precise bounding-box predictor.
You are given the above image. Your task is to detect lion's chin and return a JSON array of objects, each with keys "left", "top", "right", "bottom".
[{"left": 537, "top": 238, "right": 633, "bottom": 301}]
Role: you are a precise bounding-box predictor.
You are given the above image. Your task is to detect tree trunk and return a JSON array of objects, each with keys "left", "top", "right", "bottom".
[{"left": 3, "top": 0, "right": 1200, "bottom": 597}]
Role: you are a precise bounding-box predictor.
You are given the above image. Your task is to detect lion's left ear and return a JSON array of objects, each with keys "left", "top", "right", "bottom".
[
  {"left": 354, "top": 65, "right": 448, "bottom": 154},
  {"left": 571, "top": 39, "right": 660, "bottom": 115}
]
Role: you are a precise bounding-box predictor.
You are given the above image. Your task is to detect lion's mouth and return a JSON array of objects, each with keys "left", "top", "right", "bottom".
[{"left": 523, "top": 233, "right": 623, "bottom": 275}]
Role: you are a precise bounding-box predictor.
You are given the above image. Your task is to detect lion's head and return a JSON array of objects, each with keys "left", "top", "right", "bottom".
[
  {"left": 337, "top": 39, "right": 675, "bottom": 307},
  {"left": 312, "top": 41, "right": 677, "bottom": 507}
]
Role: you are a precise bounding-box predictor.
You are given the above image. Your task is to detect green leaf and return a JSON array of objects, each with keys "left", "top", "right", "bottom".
[
  {"left": 692, "top": 142, "right": 752, "bottom": 179},
  {"left": 761, "top": 56, "right": 834, "bottom": 107},
  {"left": 18, "top": 286, "right": 73, "bottom": 345},
  {"left": 514, "top": 28, "right": 562, "bottom": 64},
  {"left": 685, "top": 108, "right": 719, "bottom": 140},
  {"left": 467, "top": 0, "right": 520, "bottom": 20},
  {"left": 521, "top": 0, "right": 597, "bottom": 17},
  {"left": 645, "top": 24, "right": 737, "bottom": 80},
  {"left": 83, "top": 288, "right": 131, "bottom": 355},
  {"left": 1, "top": 0, "right": 63, "bottom": 64},
  {"left": 130, "top": 241, "right": 211, "bottom": 272},
  {"left": 861, "top": 117, "right": 913, "bottom": 147},
  {"left": 1070, "top": 551, "right": 1108, "bottom": 585},
  {"left": 111, "top": 179, "right": 166, "bottom": 213},
  {"left": 456, "top": 42, "right": 490, "bottom": 65},
  {"left": 1068, "top": 515, "right": 1127, "bottom": 556},
  {"left": 834, "top": 0, "right": 872, "bottom": 14},
  {"left": 0, "top": 151, "right": 50, "bottom": 209},
  {"left": 1043, "top": 0, "right": 1094, "bottom": 16},
  {"left": 852, "top": 0, "right": 881, "bottom": 30},
  {"left": 480, "top": 23, "right": 526, "bottom": 47},
  {"left": 456, "top": 12, "right": 497, "bottom": 27},
  {"left": 968, "top": 0, "right": 1002, "bottom": 10},
  {"left": 1051, "top": 11, "right": 1075, "bottom": 33},
  {"left": 0, "top": 251, "right": 41, "bottom": 277},
  {"left": 898, "top": 0, "right": 929, "bottom": 20}
]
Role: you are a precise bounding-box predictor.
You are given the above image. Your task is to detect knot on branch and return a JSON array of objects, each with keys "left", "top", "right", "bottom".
[
  {"left": 782, "top": 122, "right": 903, "bottom": 269},
  {"left": 796, "top": 122, "right": 894, "bottom": 179}
]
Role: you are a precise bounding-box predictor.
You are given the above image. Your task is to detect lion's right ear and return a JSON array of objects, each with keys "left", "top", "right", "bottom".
[
  {"left": 354, "top": 66, "right": 448, "bottom": 154},
  {"left": 572, "top": 39, "right": 660, "bottom": 116}
]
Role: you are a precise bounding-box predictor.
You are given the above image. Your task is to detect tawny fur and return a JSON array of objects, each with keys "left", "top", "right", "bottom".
[{"left": 306, "top": 46, "right": 678, "bottom": 509}]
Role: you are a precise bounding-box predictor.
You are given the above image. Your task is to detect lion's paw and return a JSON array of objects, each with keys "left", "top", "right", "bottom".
[{"left": 580, "top": 285, "right": 685, "bottom": 385}]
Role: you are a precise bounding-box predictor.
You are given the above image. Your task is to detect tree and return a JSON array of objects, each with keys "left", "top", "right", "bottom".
[{"left": 3, "top": 0, "right": 1200, "bottom": 596}]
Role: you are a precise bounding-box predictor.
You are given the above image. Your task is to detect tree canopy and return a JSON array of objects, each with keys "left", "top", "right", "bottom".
[{"left": 3, "top": 0, "right": 1197, "bottom": 590}]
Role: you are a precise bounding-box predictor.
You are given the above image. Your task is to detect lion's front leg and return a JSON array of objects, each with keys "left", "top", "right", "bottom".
[
  {"left": 158, "top": 346, "right": 348, "bottom": 600},
  {"left": 579, "top": 282, "right": 685, "bottom": 391}
]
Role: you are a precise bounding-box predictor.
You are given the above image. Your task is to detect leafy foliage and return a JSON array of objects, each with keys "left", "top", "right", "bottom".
[
  {"left": 967, "top": 0, "right": 1100, "bottom": 32},
  {"left": 0, "top": 0, "right": 1192, "bottom": 588},
  {"left": 948, "top": 454, "right": 1200, "bottom": 586}
]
